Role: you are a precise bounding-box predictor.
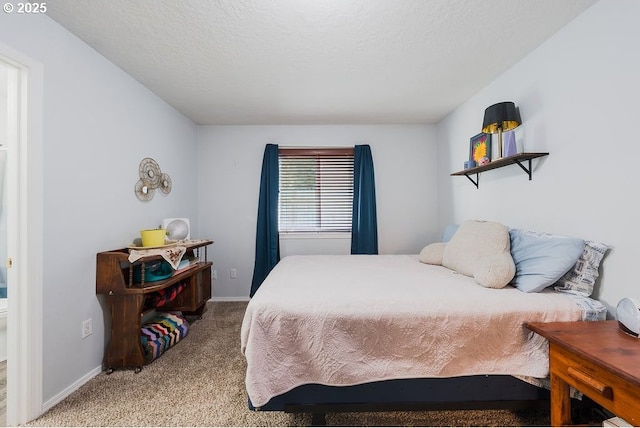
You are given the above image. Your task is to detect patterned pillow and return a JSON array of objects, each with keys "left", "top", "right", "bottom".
[{"left": 554, "top": 240, "right": 609, "bottom": 297}]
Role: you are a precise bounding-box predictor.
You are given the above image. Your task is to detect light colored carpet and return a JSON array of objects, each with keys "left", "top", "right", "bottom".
[{"left": 26, "top": 301, "right": 551, "bottom": 427}]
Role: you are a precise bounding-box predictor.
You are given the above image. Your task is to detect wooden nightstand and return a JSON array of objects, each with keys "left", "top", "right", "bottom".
[{"left": 527, "top": 321, "right": 640, "bottom": 426}]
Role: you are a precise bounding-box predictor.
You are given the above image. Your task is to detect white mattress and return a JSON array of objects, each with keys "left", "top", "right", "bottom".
[{"left": 241, "top": 254, "right": 605, "bottom": 408}]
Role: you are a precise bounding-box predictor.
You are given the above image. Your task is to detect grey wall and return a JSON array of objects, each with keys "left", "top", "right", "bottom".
[
  {"left": 437, "top": 0, "right": 639, "bottom": 314},
  {"left": 0, "top": 12, "right": 199, "bottom": 404},
  {"left": 197, "top": 125, "right": 438, "bottom": 299}
]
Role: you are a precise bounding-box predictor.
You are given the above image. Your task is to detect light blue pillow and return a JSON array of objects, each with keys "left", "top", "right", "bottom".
[
  {"left": 442, "top": 224, "right": 459, "bottom": 242},
  {"left": 509, "top": 229, "right": 585, "bottom": 293}
]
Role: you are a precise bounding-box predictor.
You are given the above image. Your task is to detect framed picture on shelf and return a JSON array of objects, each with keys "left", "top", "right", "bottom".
[{"left": 470, "top": 133, "right": 492, "bottom": 164}]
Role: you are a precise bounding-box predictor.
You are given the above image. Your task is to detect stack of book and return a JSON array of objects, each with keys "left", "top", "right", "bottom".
[
  {"left": 604, "top": 417, "right": 632, "bottom": 427},
  {"left": 172, "top": 254, "right": 199, "bottom": 275}
]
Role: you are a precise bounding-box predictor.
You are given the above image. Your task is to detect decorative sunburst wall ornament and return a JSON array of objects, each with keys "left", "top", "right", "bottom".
[
  {"left": 159, "top": 173, "right": 172, "bottom": 194},
  {"left": 134, "top": 157, "right": 172, "bottom": 201},
  {"left": 139, "top": 157, "right": 162, "bottom": 188},
  {"left": 134, "top": 179, "right": 155, "bottom": 202}
]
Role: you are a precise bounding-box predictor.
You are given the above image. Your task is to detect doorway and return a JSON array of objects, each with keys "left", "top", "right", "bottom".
[
  {"left": 0, "top": 58, "right": 9, "bottom": 426},
  {"left": 0, "top": 45, "right": 44, "bottom": 426}
]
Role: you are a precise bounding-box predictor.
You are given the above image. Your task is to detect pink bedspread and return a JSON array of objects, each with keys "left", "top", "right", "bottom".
[{"left": 241, "top": 255, "right": 583, "bottom": 408}]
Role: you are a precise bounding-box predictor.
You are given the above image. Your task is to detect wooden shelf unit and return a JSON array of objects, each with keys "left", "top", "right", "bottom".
[
  {"left": 451, "top": 152, "right": 549, "bottom": 188},
  {"left": 96, "top": 240, "right": 213, "bottom": 372}
]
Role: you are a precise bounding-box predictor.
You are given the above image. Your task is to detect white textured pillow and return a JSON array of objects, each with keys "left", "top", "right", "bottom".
[
  {"left": 442, "top": 220, "right": 515, "bottom": 288},
  {"left": 419, "top": 242, "right": 446, "bottom": 265},
  {"left": 474, "top": 253, "right": 517, "bottom": 289}
]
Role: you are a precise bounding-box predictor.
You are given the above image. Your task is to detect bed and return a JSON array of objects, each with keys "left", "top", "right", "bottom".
[{"left": 240, "top": 221, "right": 608, "bottom": 418}]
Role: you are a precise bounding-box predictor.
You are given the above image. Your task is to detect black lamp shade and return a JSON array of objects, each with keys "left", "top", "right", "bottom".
[{"left": 482, "top": 101, "right": 521, "bottom": 134}]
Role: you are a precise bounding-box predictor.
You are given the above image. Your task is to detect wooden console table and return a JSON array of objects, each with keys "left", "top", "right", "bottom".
[
  {"left": 96, "top": 240, "right": 213, "bottom": 372},
  {"left": 527, "top": 321, "right": 640, "bottom": 426}
]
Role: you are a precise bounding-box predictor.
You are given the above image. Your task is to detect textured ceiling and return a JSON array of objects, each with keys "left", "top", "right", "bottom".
[{"left": 46, "top": 0, "right": 597, "bottom": 125}]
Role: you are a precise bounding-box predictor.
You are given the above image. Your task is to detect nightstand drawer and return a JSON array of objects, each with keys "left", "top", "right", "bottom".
[{"left": 550, "top": 343, "right": 640, "bottom": 426}]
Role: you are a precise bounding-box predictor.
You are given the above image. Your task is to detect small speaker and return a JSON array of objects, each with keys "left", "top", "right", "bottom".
[{"left": 162, "top": 218, "right": 191, "bottom": 240}]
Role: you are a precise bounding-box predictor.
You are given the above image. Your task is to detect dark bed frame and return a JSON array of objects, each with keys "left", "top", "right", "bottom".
[{"left": 249, "top": 375, "right": 551, "bottom": 424}]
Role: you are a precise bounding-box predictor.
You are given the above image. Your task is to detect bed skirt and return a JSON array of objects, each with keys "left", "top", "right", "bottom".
[{"left": 249, "top": 375, "right": 550, "bottom": 414}]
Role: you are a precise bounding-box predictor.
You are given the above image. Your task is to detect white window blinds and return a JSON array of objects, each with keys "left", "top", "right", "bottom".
[{"left": 279, "top": 148, "right": 354, "bottom": 233}]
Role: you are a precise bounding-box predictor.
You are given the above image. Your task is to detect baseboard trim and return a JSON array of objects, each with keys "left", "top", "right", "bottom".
[
  {"left": 209, "top": 297, "right": 250, "bottom": 302},
  {"left": 42, "top": 365, "right": 102, "bottom": 413}
]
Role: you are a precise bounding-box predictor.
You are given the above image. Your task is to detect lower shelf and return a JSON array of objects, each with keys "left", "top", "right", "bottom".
[
  {"left": 102, "top": 264, "right": 211, "bottom": 372},
  {"left": 141, "top": 311, "right": 189, "bottom": 365}
]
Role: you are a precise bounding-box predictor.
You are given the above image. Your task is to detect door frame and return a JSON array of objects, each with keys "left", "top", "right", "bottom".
[{"left": 0, "top": 42, "right": 44, "bottom": 426}]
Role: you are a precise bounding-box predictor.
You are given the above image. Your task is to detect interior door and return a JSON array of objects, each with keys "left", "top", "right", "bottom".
[
  {"left": 0, "top": 47, "right": 44, "bottom": 426},
  {"left": 0, "top": 58, "right": 11, "bottom": 428}
]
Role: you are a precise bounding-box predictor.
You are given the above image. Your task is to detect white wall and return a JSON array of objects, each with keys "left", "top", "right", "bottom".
[
  {"left": 437, "top": 0, "right": 638, "bottom": 313},
  {"left": 197, "top": 125, "right": 437, "bottom": 299},
  {"left": 0, "top": 13, "right": 199, "bottom": 404}
]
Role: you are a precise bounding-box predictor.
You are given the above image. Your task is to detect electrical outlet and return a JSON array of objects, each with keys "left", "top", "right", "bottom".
[
  {"left": 212, "top": 269, "right": 217, "bottom": 280},
  {"left": 82, "top": 318, "right": 92, "bottom": 339},
  {"left": 230, "top": 268, "right": 237, "bottom": 279}
]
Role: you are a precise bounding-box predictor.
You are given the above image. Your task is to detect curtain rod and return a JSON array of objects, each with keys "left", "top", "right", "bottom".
[{"left": 279, "top": 147, "right": 354, "bottom": 156}]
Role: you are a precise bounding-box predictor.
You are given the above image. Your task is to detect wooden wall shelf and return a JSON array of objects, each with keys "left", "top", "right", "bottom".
[{"left": 450, "top": 152, "right": 549, "bottom": 188}]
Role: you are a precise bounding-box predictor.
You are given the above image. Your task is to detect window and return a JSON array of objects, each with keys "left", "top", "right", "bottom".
[{"left": 279, "top": 148, "right": 354, "bottom": 233}]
